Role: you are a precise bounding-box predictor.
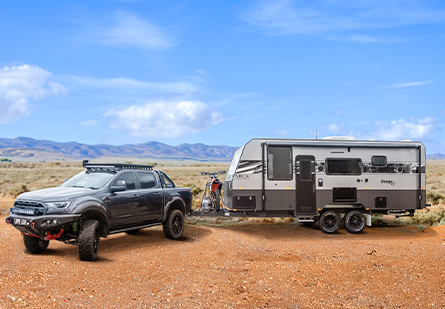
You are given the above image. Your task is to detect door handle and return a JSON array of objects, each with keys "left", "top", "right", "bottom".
[
  {"left": 133, "top": 194, "right": 140, "bottom": 199},
  {"left": 154, "top": 192, "right": 160, "bottom": 196}
]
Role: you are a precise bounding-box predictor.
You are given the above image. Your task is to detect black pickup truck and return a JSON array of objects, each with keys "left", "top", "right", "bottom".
[{"left": 6, "top": 161, "right": 192, "bottom": 261}]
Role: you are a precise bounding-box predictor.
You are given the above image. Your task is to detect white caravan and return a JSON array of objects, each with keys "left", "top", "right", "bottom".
[{"left": 222, "top": 138, "right": 427, "bottom": 234}]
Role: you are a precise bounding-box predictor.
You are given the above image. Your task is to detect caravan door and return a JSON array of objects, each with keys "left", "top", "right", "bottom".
[{"left": 295, "top": 155, "right": 317, "bottom": 215}]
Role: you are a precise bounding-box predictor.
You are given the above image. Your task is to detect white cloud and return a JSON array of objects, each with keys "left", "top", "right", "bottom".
[
  {"left": 330, "top": 110, "right": 343, "bottom": 116},
  {"left": 239, "top": 0, "right": 445, "bottom": 36},
  {"left": 325, "top": 122, "right": 345, "bottom": 132},
  {"left": 369, "top": 118, "right": 437, "bottom": 140},
  {"left": 98, "top": 11, "right": 175, "bottom": 50},
  {"left": 81, "top": 120, "right": 99, "bottom": 127},
  {"left": 327, "top": 34, "right": 387, "bottom": 43},
  {"left": 67, "top": 76, "right": 197, "bottom": 93},
  {"left": 386, "top": 80, "right": 435, "bottom": 88},
  {"left": 0, "top": 64, "right": 68, "bottom": 124},
  {"left": 104, "top": 100, "right": 224, "bottom": 138}
]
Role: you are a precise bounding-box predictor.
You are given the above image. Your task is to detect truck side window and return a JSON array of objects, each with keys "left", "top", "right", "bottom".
[
  {"left": 267, "top": 146, "right": 293, "bottom": 180},
  {"left": 137, "top": 172, "right": 157, "bottom": 189},
  {"left": 113, "top": 172, "right": 136, "bottom": 190},
  {"left": 161, "top": 173, "right": 175, "bottom": 188}
]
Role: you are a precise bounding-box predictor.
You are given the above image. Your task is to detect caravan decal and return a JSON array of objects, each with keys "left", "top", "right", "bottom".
[
  {"left": 236, "top": 161, "right": 263, "bottom": 174},
  {"left": 381, "top": 179, "right": 396, "bottom": 186}
]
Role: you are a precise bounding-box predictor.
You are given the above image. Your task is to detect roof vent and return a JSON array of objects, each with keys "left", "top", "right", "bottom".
[{"left": 322, "top": 136, "right": 355, "bottom": 140}]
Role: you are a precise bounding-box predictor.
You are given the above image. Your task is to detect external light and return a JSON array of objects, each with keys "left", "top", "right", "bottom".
[{"left": 46, "top": 202, "right": 71, "bottom": 209}]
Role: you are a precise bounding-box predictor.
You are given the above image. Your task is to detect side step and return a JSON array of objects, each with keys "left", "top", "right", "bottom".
[{"left": 109, "top": 222, "right": 162, "bottom": 235}]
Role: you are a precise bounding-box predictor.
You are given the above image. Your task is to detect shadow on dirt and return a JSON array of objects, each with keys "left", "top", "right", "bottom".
[
  {"left": 19, "top": 225, "right": 213, "bottom": 261},
  {"left": 194, "top": 219, "right": 439, "bottom": 241}
]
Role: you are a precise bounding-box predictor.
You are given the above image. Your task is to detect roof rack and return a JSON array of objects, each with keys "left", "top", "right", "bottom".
[{"left": 82, "top": 160, "right": 154, "bottom": 171}]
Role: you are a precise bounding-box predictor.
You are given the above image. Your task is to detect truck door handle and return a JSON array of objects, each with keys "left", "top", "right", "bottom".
[
  {"left": 154, "top": 192, "right": 160, "bottom": 196},
  {"left": 133, "top": 194, "right": 140, "bottom": 199}
]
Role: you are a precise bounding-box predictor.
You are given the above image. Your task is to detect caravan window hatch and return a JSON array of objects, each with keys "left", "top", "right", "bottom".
[
  {"left": 326, "top": 158, "right": 362, "bottom": 175},
  {"left": 371, "top": 156, "right": 387, "bottom": 167}
]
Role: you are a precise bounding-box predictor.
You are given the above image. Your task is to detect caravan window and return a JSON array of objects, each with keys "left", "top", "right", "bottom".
[
  {"left": 372, "top": 156, "right": 387, "bottom": 167},
  {"left": 267, "top": 146, "right": 293, "bottom": 180},
  {"left": 326, "top": 158, "right": 362, "bottom": 175}
]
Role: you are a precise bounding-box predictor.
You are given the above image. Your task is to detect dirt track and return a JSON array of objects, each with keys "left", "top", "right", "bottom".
[{"left": 1, "top": 201, "right": 445, "bottom": 308}]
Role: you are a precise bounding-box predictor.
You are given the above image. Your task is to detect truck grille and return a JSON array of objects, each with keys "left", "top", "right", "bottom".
[{"left": 12, "top": 200, "right": 46, "bottom": 216}]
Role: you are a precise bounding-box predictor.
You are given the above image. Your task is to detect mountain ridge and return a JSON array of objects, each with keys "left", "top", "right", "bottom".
[{"left": 0, "top": 137, "right": 239, "bottom": 161}]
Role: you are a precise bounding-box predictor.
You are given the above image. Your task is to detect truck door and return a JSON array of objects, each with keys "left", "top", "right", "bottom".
[
  {"left": 137, "top": 171, "right": 164, "bottom": 222},
  {"left": 295, "top": 155, "right": 317, "bottom": 215},
  {"left": 109, "top": 172, "right": 141, "bottom": 228}
]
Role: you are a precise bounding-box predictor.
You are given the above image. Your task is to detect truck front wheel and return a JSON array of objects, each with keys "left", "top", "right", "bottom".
[
  {"left": 78, "top": 219, "right": 100, "bottom": 261},
  {"left": 23, "top": 235, "right": 49, "bottom": 254},
  {"left": 163, "top": 209, "right": 184, "bottom": 240}
]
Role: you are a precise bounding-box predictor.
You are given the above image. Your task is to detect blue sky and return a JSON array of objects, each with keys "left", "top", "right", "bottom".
[{"left": 1, "top": 0, "right": 445, "bottom": 153}]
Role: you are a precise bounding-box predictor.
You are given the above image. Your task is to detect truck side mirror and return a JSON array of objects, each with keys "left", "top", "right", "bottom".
[{"left": 110, "top": 180, "right": 126, "bottom": 193}]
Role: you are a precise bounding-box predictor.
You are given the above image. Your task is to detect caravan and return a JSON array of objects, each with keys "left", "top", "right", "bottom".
[{"left": 221, "top": 138, "right": 426, "bottom": 234}]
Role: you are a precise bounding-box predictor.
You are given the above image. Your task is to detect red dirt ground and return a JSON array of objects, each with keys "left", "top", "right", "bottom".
[{"left": 1, "top": 198, "right": 445, "bottom": 308}]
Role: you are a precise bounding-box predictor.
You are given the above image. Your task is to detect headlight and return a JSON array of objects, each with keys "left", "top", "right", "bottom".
[{"left": 46, "top": 202, "right": 71, "bottom": 209}]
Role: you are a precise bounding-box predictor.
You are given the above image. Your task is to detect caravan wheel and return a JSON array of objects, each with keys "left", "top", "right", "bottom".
[
  {"left": 344, "top": 210, "right": 365, "bottom": 234},
  {"left": 318, "top": 211, "right": 340, "bottom": 234}
]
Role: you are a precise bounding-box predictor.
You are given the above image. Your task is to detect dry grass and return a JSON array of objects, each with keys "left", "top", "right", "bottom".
[
  {"left": 0, "top": 160, "right": 229, "bottom": 209},
  {"left": 426, "top": 160, "right": 445, "bottom": 205},
  {"left": 1, "top": 160, "right": 445, "bottom": 224}
]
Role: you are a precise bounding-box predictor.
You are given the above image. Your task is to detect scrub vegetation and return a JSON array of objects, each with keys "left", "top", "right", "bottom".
[
  {"left": 1, "top": 160, "right": 445, "bottom": 226},
  {"left": 0, "top": 160, "right": 229, "bottom": 209}
]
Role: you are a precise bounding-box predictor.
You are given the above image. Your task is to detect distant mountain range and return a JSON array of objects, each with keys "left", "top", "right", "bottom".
[
  {"left": 427, "top": 153, "right": 445, "bottom": 160},
  {"left": 1, "top": 137, "right": 443, "bottom": 162},
  {"left": 0, "top": 137, "right": 239, "bottom": 161}
]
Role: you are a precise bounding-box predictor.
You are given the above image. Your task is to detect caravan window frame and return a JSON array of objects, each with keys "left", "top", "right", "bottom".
[
  {"left": 325, "top": 158, "right": 362, "bottom": 175},
  {"left": 267, "top": 146, "right": 293, "bottom": 181},
  {"left": 371, "top": 155, "right": 387, "bottom": 167}
]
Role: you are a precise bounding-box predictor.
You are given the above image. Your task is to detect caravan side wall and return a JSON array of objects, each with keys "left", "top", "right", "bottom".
[{"left": 224, "top": 139, "right": 426, "bottom": 216}]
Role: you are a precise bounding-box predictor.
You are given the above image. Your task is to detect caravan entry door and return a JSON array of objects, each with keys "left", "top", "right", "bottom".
[{"left": 295, "top": 155, "right": 317, "bottom": 215}]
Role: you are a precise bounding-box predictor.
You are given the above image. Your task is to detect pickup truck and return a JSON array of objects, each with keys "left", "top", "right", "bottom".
[{"left": 6, "top": 161, "right": 193, "bottom": 261}]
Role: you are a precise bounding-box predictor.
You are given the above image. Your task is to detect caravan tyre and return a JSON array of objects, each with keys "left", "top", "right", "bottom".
[
  {"left": 344, "top": 210, "right": 365, "bottom": 234},
  {"left": 318, "top": 210, "right": 340, "bottom": 234}
]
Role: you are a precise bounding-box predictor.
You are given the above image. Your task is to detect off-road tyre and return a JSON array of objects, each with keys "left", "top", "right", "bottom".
[
  {"left": 210, "top": 190, "right": 221, "bottom": 212},
  {"left": 125, "top": 229, "right": 140, "bottom": 235},
  {"left": 163, "top": 209, "right": 184, "bottom": 240},
  {"left": 344, "top": 210, "right": 365, "bottom": 234},
  {"left": 78, "top": 219, "right": 100, "bottom": 261},
  {"left": 318, "top": 210, "right": 341, "bottom": 234},
  {"left": 23, "top": 235, "right": 49, "bottom": 254}
]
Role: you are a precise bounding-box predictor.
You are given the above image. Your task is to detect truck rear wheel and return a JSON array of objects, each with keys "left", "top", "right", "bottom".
[
  {"left": 23, "top": 235, "right": 49, "bottom": 254},
  {"left": 78, "top": 219, "right": 100, "bottom": 261},
  {"left": 318, "top": 210, "right": 340, "bottom": 234},
  {"left": 163, "top": 209, "right": 184, "bottom": 240},
  {"left": 344, "top": 210, "right": 365, "bottom": 234}
]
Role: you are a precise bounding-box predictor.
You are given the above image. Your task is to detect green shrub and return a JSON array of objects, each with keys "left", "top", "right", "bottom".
[
  {"left": 411, "top": 207, "right": 445, "bottom": 226},
  {"left": 416, "top": 224, "right": 427, "bottom": 232},
  {"left": 427, "top": 191, "right": 445, "bottom": 205},
  {"left": 183, "top": 182, "right": 203, "bottom": 197},
  {"left": 8, "top": 185, "right": 29, "bottom": 198}
]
